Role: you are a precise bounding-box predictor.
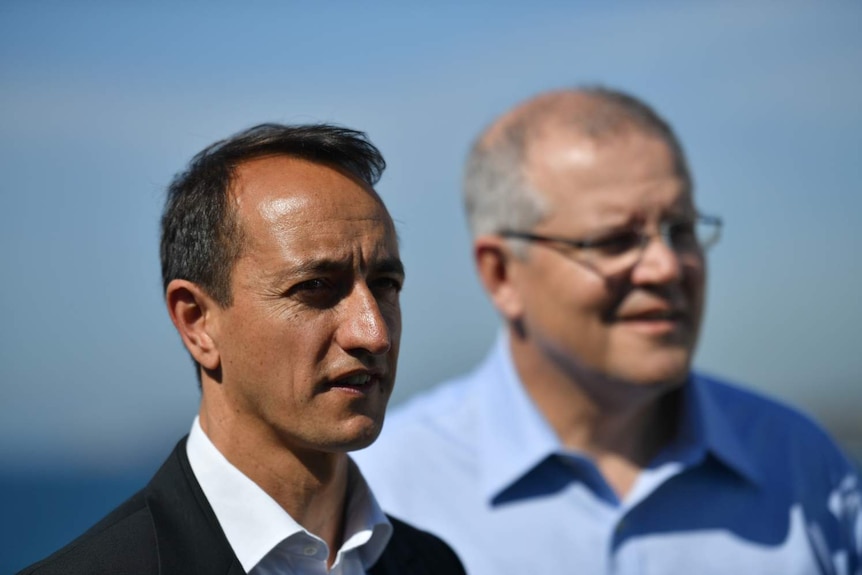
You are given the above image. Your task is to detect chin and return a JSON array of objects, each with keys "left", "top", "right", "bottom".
[
  {"left": 621, "top": 358, "right": 691, "bottom": 388},
  {"left": 329, "top": 416, "right": 385, "bottom": 453},
  {"left": 610, "top": 336, "right": 694, "bottom": 383}
]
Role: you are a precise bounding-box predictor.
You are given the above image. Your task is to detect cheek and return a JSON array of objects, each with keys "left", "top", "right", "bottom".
[
  {"left": 528, "top": 268, "right": 612, "bottom": 333},
  {"left": 387, "top": 306, "right": 403, "bottom": 341},
  {"left": 684, "top": 263, "right": 707, "bottom": 308},
  {"left": 241, "top": 314, "right": 332, "bottom": 376},
  {"left": 565, "top": 271, "right": 618, "bottom": 319}
]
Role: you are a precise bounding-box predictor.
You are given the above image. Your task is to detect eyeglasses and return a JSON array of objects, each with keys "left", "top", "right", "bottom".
[{"left": 498, "top": 213, "right": 722, "bottom": 277}]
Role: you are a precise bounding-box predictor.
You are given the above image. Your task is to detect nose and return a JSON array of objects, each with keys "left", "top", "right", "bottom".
[
  {"left": 336, "top": 284, "right": 393, "bottom": 357},
  {"left": 630, "top": 233, "right": 683, "bottom": 285}
]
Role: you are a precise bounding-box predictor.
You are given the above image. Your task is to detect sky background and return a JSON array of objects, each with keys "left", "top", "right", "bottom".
[{"left": 1, "top": 0, "right": 860, "bottom": 478}]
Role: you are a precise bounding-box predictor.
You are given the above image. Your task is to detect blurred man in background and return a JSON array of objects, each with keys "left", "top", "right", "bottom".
[
  {"left": 355, "top": 88, "right": 862, "bottom": 574},
  {"left": 19, "top": 124, "right": 465, "bottom": 575}
]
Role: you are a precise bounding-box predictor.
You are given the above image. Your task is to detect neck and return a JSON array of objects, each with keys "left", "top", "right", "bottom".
[
  {"left": 198, "top": 388, "right": 348, "bottom": 566},
  {"left": 508, "top": 330, "right": 682, "bottom": 498}
]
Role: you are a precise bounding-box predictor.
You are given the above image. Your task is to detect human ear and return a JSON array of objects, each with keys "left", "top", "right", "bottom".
[
  {"left": 474, "top": 235, "right": 525, "bottom": 321},
  {"left": 165, "top": 279, "right": 221, "bottom": 372}
]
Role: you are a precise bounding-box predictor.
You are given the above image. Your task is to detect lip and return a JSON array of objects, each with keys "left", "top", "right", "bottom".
[
  {"left": 618, "top": 316, "right": 685, "bottom": 336},
  {"left": 615, "top": 307, "right": 689, "bottom": 335},
  {"left": 325, "top": 368, "right": 386, "bottom": 395}
]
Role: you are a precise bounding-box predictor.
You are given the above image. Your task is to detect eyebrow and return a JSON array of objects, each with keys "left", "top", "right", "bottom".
[
  {"left": 272, "top": 255, "right": 405, "bottom": 285},
  {"left": 374, "top": 257, "right": 406, "bottom": 277}
]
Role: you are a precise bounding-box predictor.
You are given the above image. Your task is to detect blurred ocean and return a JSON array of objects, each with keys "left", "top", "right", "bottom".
[{"left": 1, "top": 469, "right": 152, "bottom": 574}]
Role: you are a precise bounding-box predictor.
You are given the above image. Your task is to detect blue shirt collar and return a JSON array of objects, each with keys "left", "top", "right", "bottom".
[
  {"left": 477, "top": 332, "right": 563, "bottom": 502},
  {"left": 477, "top": 333, "right": 762, "bottom": 502},
  {"left": 673, "top": 372, "right": 763, "bottom": 486}
]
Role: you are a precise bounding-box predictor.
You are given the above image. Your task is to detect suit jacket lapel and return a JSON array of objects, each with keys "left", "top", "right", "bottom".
[
  {"left": 369, "top": 542, "right": 410, "bottom": 575},
  {"left": 369, "top": 521, "right": 423, "bottom": 575},
  {"left": 142, "top": 440, "right": 440, "bottom": 575},
  {"left": 146, "top": 438, "right": 246, "bottom": 575}
]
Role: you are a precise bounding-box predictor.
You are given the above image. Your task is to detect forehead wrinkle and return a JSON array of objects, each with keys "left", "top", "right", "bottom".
[
  {"left": 528, "top": 134, "right": 694, "bottom": 238},
  {"left": 272, "top": 256, "right": 353, "bottom": 283},
  {"left": 266, "top": 242, "right": 403, "bottom": 285},
  {"left": 270, "top": 214, "right": 393, "bottom": 243},
  {"left": 243, "top": 186, "right": 394, "bottom": 256},
  {"left": 541, "top": 178, "right": 692, "bottom": 220}
]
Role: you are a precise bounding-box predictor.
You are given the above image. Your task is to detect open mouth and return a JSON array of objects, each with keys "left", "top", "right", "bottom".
[
  {"left": 327, "top": 372, "right": 383, "bottom": 393},
  {"left": 337, "top": 373, "right": 374, "bottom": 387}
]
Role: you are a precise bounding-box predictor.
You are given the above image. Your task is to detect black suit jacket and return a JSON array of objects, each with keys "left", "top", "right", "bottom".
[{"left": 18, "top": 439, "right": 466, "bottom": 575}]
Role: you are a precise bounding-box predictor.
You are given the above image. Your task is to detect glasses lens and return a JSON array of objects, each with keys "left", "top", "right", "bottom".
[
  {"left": 584, "top": 235, "right": 644, "bottom": 276},
  {"left": 591, "top": 216, "right": 720, "bottom": 275},
  {"left": 696, "top": 217, "right": 721, "bottom": 250},
  {"left": 500, "top": 214, "right": 720, "bottom": 277}
]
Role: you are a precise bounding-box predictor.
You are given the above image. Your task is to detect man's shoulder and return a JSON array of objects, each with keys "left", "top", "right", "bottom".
[
  {"left": 373, "top": 515, "right": 466, "bottom": 575},
  {"left": 694, "top": 372, "right": 855, "bottom": 471},
  {"left": 697, "top": 373, "right": 835, "bottom": 433},
  {"left": 16, "top": 490, "right": 158, "bottom": 575},
  {"left": 15, "top": 439, "right": 198, "bottom": 575}
]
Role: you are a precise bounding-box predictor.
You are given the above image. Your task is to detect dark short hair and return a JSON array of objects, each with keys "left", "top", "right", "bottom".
[{"left": 160, "top": 123, "right": 386, "bottom": 306}]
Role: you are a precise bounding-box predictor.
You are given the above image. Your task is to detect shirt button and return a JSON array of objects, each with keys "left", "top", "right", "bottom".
[{"left": 303, "top": 545, "right": 317, "bottom": 556}]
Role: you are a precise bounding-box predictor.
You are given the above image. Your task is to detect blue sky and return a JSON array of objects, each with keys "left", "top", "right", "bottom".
[{"left": 1, "top": 1, "right": 860, "bottom": 472}]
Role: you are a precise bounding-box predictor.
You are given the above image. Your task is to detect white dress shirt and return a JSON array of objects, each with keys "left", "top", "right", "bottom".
[{"left": 186, "top": 417, "right": 392, "bottom": 575}]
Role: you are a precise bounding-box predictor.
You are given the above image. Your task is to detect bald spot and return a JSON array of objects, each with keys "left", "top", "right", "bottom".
[{"left": 477, "top": 88, "right": 690, "bottom": 187}]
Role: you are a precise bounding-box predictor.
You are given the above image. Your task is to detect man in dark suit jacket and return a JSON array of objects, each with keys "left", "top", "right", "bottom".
[
  {"left": 19, "top": 439, "right": 462, "bottom": 575},
  {"left": 19, "top": 123, "right": 466, "bottom": 575}
]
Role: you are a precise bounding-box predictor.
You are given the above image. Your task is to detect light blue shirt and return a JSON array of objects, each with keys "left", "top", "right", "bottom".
[{"left": 355, "top": 334, "right": 861, "bottom": 575}]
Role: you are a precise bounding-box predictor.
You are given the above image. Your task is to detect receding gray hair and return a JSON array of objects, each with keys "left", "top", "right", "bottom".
[{"left": 463, "top": 86, "right": 690, "bottom": 243}]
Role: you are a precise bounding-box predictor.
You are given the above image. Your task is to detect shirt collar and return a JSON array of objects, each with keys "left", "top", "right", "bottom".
[
  {"left": 343, "top": 456, "right": 393, "bottom": 568},
  {"left": 186, "top": 417, "right": 392, "bottom": 573},
  {"left": 477, "top": 331, "right": 563, "bottom": 503},
  {"left": 673, "top": 373, "right": 763, "bottom": 486},
  {"left": 476, "top": 335, "right": 763, "bottom": 503}
]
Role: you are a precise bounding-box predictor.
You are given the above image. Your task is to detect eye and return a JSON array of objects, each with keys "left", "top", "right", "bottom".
[
  {"left": 295, "top": 278, "right": 327, "bottom": 291},
  {"left": 370, "top": 276, "right": 403, "bottom": 299},
  {"left": 667, "top": 221, "right": 698, "bottom": 249},
  {"left": 288, "top": 278, "right": 344, "bottom": 309},
  {"left": 585, "top": 231, "right": 642, "bottom": 256}
]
